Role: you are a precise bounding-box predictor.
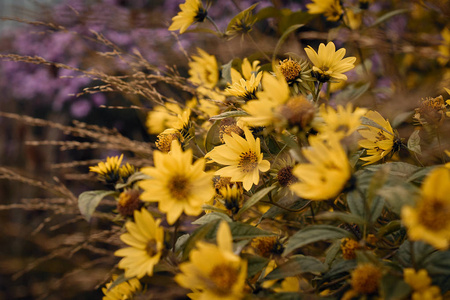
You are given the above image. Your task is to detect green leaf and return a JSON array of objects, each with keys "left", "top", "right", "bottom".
[
  {"left": 323, "top": 259, "right": 357, "bottom": 280},
  {"left": 264, "top": 255, "right": 327, "bottom": 280},
  {"left": 316, "top": 211, "right": 365, "bottom": 225},
  {"left": 106, "top": 273, "right": 131, "bottom": 291},
  {"left": 242, "top": 253, "right": 270, "bottom": 278},
  {"left": 254, "top": 6, "right": 283, "bottom": 22},
  {"left": 78, "top": 190, "right": 116, "bottom": 221},
  {"left": 209, "top": 110, "right": 249, "bottom": 121},
  {"left": 174, "top": 233, "right": 190, "bottom": 253},
  {"left": 272, "top": 24, "right": 304, "bottom": 63},
  {"left": 407, "top": 165, "right": 437, "bottom": 184},
  {"left": 226, "top": 3, "right": 258, "bottom": 32},
  {"left": 325, "top": 241, "right": 341, "bottom": 266},
  {"left": 407, "top": 130, "right": 421, "bottom": 154},
  {"left": 380, "top": 273, "right": 411, "bottom": 300},
  {"left": 260, "top": 197, "right": 309, "bottom": 220},
  {"left": 115, "top": 172, "right": 150, "bottom": 189},
  {"left": 377, "top": 183, "right": 418, "bottom": 215},
  {"left": 392, "top": 110, "right": 413, "bottom": 128},
  {"left": 204, "top": 120, "right": 222, "bottom": 153},
  {"left": 192, "top": 212, "right": 232, "bottom": 225},
  {"left": 224, "top": 222, "right": 276, "bottom": 240},
  {"left": 284, "top": 225, "right": 353, "bottom": 256},
  {"left": 370, "top": 8, "right": 409, "bottom": 28},
  {"left": 236, "top": 186, "right": 276, "bottom": 218},
  {"left": 221, "top": 58, "right": 238, "bottom": 85},
  {"left": 366, "top": 162, "right": 419, "bottom": 178},
  {"left": 335, "top": 82, "right": 371, "bottom": 103},
  {"left": 377, "top": 220, "right": 402, "bottom": 238},
  {"left": 422, "top": 250, "right": 450, "bottom": 293},
  {"left": 347, "top": 189, "right": 365, "bottom": 219},
  {"left": 182, "top": 220, "right": 220, "bottom": 260}
]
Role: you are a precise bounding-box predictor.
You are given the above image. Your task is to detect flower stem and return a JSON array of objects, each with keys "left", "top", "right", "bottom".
[
  {"left": 206, "top": 16, "right": 223, "bottom": 35},
  {"left": 246, "top": 33, "right": 272, "bottom": 62},
  {"left": 313, "top": 82, "right": 323, "bottom": 102}
]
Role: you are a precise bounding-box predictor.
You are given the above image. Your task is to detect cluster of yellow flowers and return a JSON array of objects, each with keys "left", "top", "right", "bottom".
[{"left": 78, "top": 0, "right": 450, "bottom": 299}]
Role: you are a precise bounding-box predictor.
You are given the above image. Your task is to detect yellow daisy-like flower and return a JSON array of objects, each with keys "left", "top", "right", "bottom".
[
  {"left": 358, "top": 110, "right": 398, "bottom": 166},
  {"left": 206, "top": 127, "right": 270, "bottom": 191},
  {"left": 401, "top": 166, "right": 450, "bottom": 250},
  {"left": 175, "top": 221, "right": 247, "bottom": 300},
  {"left": 307, "top": 0, "right": 343, "bottom": 22},
  {"left": 189, "top": 48, "right": 219, "bottom": 89},
  {"left": 226, "top": 72, "right": 262, "bottom": 100},
  {"left": 290, "top": 136, "right": 352, "bottom": 201},
  {"left": 241, "top": 72, "right": 315, "bottom": 130},
  {"left": 139, "top": 140, "right": 214, "bottom": 224},
  {"left": 102, "top": 275, "right": 142, "bottom": 300},
  {"left": 304, "top": 42, "right": 356, "bottom": 82},
  {"left": 114, "top": 208, "right": 164, "bottom": 279},
  {"left": 231, "top": 58, "right": 261, "bottom": 83},
  {"left": 146, "top": 102, "right": 183, "bottom": 135},
  {"left": 315, "top": 103, "right": 367, "bottom": 141},
  {"left": 89, "top": 154, "right": 124, "bottom": 183},
  {"left": 168, "top": 0, "right": 207, "bottom": 34}
]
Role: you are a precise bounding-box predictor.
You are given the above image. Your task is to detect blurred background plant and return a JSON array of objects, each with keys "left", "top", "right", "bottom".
[{"left": 0, "top": 0, "right": 449, "bottom": 299}]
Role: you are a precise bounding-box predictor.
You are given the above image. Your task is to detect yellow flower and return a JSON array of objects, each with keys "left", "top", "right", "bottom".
[
  {"left": 117, "top": 189, "right": 142, "bottom": 217},
  {"left": 350, "top": 263, "right": 382, "bottom": 294},
  {"left": 226, "top": 72, "right": 262, "bottom": 100},
  {"left": 290, "top": 136, "right": 352, "bottom": 201},
  {"left": 139, "top": 140, "right": 214, "bottom": 224},
  {"left": 404, "top": 268, "right": 443, "bottom": 300},
  {"left": 102, "top": 275, "right": 142, "bottom": 300},
  {"left": 307, "top": 0, "right": 343, "bottom": 22},
  {"left": 414, "top": 95, "right": 447, "bottom": 126},
  {"left": 340, "top": 238, "right": 360, "bottom": 260},
  {"left": 189, "top": 48, "right": 219, "bottom": 89},
  {"left": 89, "top": 154, "right": 124, "bottom": 183},
  {"left": 438, "top": 27, "right": 450, "bottom": 65},
  {"left": 231, "top": 58, "right": 261, "bottom": 83},
  {"left": 358, "top": 110, "right": 398, "bottom": 165},
  {"left": 401, "top": 166, "right": 450, "bottom": 250},
  {"left": 404, "top": 268, "right": 432, "bottom": 292},
  {"left": 175, "top": 222, "right": 247, "bottom": 300},
  {"left": 218, "top": 184, "right": 244, "bottom": 214},
  {"left": 114, "top": 208, "right": 164, "bottom": 279},
  {"left": 241, "top": 72, "right": 315, "bottom": 130},
  {"left": 146, "top": 102, "right": 183, "bottom": 135},
  {"left": 304, "top": 41, "right": 356, "bottom": 82},
  {"left": 168, "top": 0, "right": 207, "bottom": 34},
  {"left": 315, "top": 103, "right": 367, "bottom": 141},
  {"left": 206, "top": 127, "right": 270, "bottom": 191}
]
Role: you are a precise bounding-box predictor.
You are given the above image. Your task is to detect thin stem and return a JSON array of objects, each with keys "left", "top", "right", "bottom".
[
  {"left": 313, "top": 82, "right": 323, "bottom": 102},
  {"left": 309, "top": 201, "right": 315, "bottom": 223},
  {"left": 246, "top": 33, "right": 272, "bottom": 62},
  {"left": 206, "top": 16, "right": 222, "bottom": 35},
  {"left": 172, "top": 217, "right": 181, "bottom": 252},
  {"left": 260, "top": 200, "right": 311, "bottom": 213}
]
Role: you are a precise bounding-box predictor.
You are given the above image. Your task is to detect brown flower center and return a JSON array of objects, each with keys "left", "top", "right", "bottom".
[
  {"left": 238, "top": 151, "right": 258, "bottom": 173},
  {"left": 209, "top": 264, "right": 238, "bottom": 295},
  {"left": 167, "top": 175, "right": 190, "bottom": 200},
  {"left": 277, "top": 166, "right": 297, "bottom": 187},
  {"left": 279, "top": 96, "right": 315, "bottom": 129},
  {"left": 279, "top": 59, "right": 302, "bottom": 82},
  {"left": 146, "top": 239, "right": 158, "bottom": 257},
  {"left": 417, "top": 198, "right": 450, "bottom": 231}
]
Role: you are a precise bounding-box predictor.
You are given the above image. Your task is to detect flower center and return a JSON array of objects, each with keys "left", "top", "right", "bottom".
[
  {"left": 195, "top": 8, "right": 207, "bottom": 22},
  {"left": 277, "top": 166, "right": 297, "bottom": 187},
  {"left": 146, "top": 239, "right": 158, "bottom": 257},
  {"left": 167, "top": 175, "right": 190, "bottom": 200},
  {"left": 279, "top": 96, "right": 315, "bottom": 129},
  {"left": 351, "top": 264, "right": 381, "bottom": 294},
  {"left": 417, "top": 198, "right": 450, "bottom": 231},
  {"left": 279, "top": 59, "right": 302, "bottom": 82},
  {"left": 209, "top": 264, "right": 238, "bottom": 295},
  {"left": 238, "top": 151, "right": 258, "bottom": 173}
]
